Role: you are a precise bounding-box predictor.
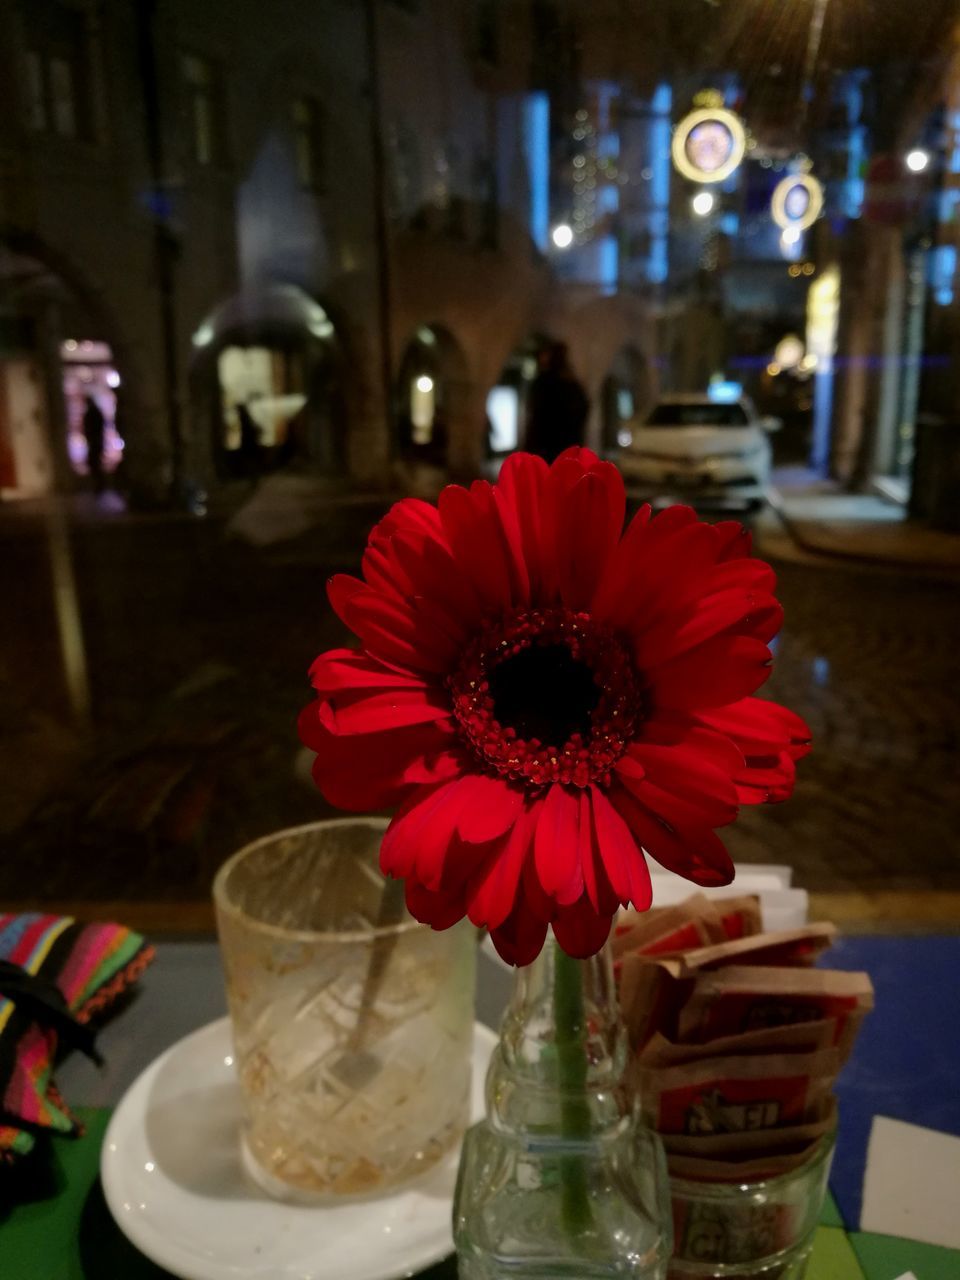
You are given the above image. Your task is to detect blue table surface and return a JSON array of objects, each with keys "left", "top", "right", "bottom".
[{"left": 824, "top": 934, "right": 960, "bottom": 1230}]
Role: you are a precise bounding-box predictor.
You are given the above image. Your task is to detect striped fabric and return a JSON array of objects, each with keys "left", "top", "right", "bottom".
[{"left": 0, "top": 913, "right": 153, "bottom": 1161}]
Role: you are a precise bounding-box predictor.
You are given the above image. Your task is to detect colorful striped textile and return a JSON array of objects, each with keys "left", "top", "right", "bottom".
[{"left": 0, "top": 913, "right": 153, "bottom": 1161}]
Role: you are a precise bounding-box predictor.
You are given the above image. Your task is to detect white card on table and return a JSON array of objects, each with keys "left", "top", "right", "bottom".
[{"left": 861, "top": 1115, "right": 960, "bottom": 1250}]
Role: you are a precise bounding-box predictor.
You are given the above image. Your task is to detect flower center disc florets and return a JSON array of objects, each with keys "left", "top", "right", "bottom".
[{"left": 448, "top": 607, "right": 643, "bottom": 789}]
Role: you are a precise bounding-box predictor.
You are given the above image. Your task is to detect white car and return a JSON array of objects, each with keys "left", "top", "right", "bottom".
[{"left": 619, "top": 394, "right": 777, "bottom": 508}]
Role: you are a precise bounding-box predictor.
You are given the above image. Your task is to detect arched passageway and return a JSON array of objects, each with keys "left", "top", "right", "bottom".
[
  {"left": 394, "top": 324, "right": 470, "bottom": 468},
  {"left": 0, "top": 233, "right": 137, "bottom": 496},
  {"left": 190, "top": 284, "right": 345, "bottom": 482}
]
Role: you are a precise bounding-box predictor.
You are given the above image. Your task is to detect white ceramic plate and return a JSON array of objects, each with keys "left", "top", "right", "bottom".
[{"left": 101, "top": 1017, "right": 497, "bottom": 1280}]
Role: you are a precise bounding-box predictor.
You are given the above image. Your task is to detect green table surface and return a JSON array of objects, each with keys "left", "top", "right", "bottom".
[{"left": 4, "top": 1108, "right": 958, "bottom": 1280}]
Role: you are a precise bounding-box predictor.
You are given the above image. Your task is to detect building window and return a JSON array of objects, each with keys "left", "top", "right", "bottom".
[
  {"left": 182, "top": 53, "right": 221, "bottom": 166},
  {"left": 49, "top": 57, "right": 77, "bottom": 137},
  {"left": 24, "top": 51, "right": 46, "bottom": 131},
  {"left": 21, "top": 3, "right": 91, "bottom": 140},
  {"left": 474, "top": 0, "right": 499, "bottom": 65},
  {"left": 291, "top": 97, "right": 325, "bottom": 192}
]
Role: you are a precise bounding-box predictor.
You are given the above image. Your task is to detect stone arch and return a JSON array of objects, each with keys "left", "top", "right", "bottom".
[
  {"left": 393, "top": 323, "right": 471, "bottom": 476},
  {"left": 188, "top": 283, "right": 347, "bottom": 482},
  {"left": 0, "top": 224, "right": 154, "bottom": 494}
]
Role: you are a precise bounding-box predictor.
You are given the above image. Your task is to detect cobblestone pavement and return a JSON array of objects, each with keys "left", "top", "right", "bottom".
[
  {"left": 2, "top": 499, "right": 958, "bottom": 919},
  {"left": 726, "top": 555, "right": 960, "bottom": 896}
]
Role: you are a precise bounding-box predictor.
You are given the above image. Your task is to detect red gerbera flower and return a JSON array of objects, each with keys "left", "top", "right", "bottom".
[{"left": 299, "top": 449, "right": 810, "bottom": 966}]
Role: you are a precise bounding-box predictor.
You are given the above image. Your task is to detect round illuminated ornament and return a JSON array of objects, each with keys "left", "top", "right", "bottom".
[
  {"left": 672, "top": 107, "right": 746, "bottom": 184},
  {"left": 771, "top": 172, "right": 824, "bottom": 232},
  {"left": 774, "top": 333, "right": 805, "bottom": 371}
]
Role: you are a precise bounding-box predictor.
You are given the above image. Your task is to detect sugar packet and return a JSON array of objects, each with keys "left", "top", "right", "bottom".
[
  {"left": 637, "top": 1047, "right": 842, "bottom": 1137},
  {"left": 676, "top": 965, "right": 874, "bottom": 1045}
]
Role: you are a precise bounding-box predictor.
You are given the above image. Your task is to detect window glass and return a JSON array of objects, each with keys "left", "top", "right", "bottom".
[{"left": 646, "top": 403, "right": 750, "bottom": 427}]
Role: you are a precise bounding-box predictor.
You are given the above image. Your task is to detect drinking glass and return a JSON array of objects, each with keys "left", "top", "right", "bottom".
[{"left": 213, "top": 817, "right": 476, "bottom": 1200}]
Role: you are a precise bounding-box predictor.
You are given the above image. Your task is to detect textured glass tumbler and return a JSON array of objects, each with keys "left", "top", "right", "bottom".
[
  {"left": 213, "top": 818, "right": 476, "bottom": 1200},
  {"left": 667, "top": 1132, "right": 836, "bottom": 1280}
]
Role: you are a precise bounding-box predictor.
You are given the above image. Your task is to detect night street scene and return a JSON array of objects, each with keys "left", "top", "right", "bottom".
[
  {"left": 3, "top": 0, "right": 958, "bottom": 929},
  {"left": 2, "top": 2, "right": 960, "bottom": 1274}
]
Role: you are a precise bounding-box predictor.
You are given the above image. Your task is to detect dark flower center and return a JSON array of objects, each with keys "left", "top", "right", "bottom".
[
  {"left": 489, "top": 644, "right": 600, "bottom": 746},
  {"left": 448, "top": 607, "right": 643, "bottom": 789}
]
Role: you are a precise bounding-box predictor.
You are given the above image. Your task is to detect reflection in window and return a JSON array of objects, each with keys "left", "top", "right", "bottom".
[
  {"left": 24, "top": 51, "right": 46, "bottom": 131},
  {"left": 182, "top": 53, "right": 218, "bottom": 166},
  {"left": 217, "top": 346, "right": 307, "bottom": 452},
  {"left": 474, "top": 0, "right": 499, "bottom": 65},
  {"left": 21, "top": 4, "right": 90, "bottom": 140},
  {"left": 292, "top": 98, "right": 325, "bottom": 192},
  {"left": 410, "top": 374, "right": 435, "bottom": 445},
  {"left": 50, "top": 57, "right": 77, "bottom": 137}
]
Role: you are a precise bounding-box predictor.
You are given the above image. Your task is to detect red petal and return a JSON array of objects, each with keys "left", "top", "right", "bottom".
[
  {"left": 619, "top": 772, "right": 738, "bottom": 831},
  {"left": 649, "top": 504, "right": 699, "bottom": 534},
  {"left": 321, "top": 687, "right": 452, "bottom": 734},
  {"left": 309, "top": 649, "right": 431, "bottom": 694},
  {"left": 361, "top": 541, "right": 408, "bottom": 601},
  {"left": 379, "top": 779, "right": 465, "bottom": 885},
  {"left": 327, "top": 573, "right": 366, "bottom": 624},
  {"left": 496, "top": 452, "right": 550, "bottom": 601},
  {"left": 554, "top": 472, "right": 624, "bottom": 611},
  {"left": 714, "top": 520, "right": 753, "bottom": 561},
  {"left": 391, "top": 531, "right": 486, "bottom": 630},
  {"left": 648, "top": 635, "right": 773, "bottom": 709},
  {"left": 634, "top": 590, "right": 783, "bottom": 669},
  {"left": 697, "top": 698, "right": 812, "bottom": 760},
  {"left": 703, "top": 558, "right": 777, "bottom": 596},
  {"left": 490, "top": 898, "right": 549, "bottom": 966},
  {"left": 589, "top": 503, "right": 652, "bottom": 619},
  {"left": 616, "top": 742, "right": 739, "bottom": 827},
  {"left": 640, "top": 717, "right": 747, "bottom": 776},
  {"left": 544, "top": 456, "right": 625, "bottom": 611},
  {"left": 578, "top": 789, "right": 615, "bottom": 914},
  {"left": 455, "top": 774, "right": 525, "bottom": 844},
  {"left": 734, "top": 754, "right": 798, "bottom": 804},
  {"left": 554, "top": 446, "right": 603, "bottom": 468},
  {"left": 611, "top": 785, "right": 735, "bottom": 887},
  {"left": 298, "top": 703, "right": 461, "bottom": 809},
  {"left": 405, "top": 879, "right": 466, "bottom": 931},
  {"left": 467, "top": 803, "right": 539, "bottom": 929},
  {"left": 438, "top": 482, "right": 517, "bottom": 612},
  {"left": 333, "top": 584, "right": 460, "bottom": 674},
  {"left": 374, "top": 497, "right": 447, "bottom": 547},
  {"left": 552, "top": 896, "right": 615, "bottom": 960},
  {"left": 589, "top": 786, "right": 652, "bottom": 911},
  {"left": 594, "top": 521, "right": 719, "bottom": 633},
  {"left": 534, "top": 784, "right": 584, "bottom": 904}
]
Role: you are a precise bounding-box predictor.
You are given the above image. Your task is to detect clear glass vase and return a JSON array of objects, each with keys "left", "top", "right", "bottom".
[{"left": 454, "top": 935, "right": 673, "bottom": 1278}]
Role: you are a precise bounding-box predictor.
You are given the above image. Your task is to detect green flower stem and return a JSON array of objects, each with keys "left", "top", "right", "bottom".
[{"left": 553, "top": 944, "right": 595, "bottom": 1238}]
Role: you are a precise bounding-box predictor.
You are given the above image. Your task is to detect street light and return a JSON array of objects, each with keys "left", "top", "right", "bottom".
[
  {"left": 691, "top": 190, "right": 715, "bottom": 216},
  {"left": 781, "top": 225, "right": 801, "bottom": 246},
  {"left": 415, "top": 374, "right": 434, "bottom": 394},
  {"left": 905, "top": 148, "right": 930, "bottom": 173},
  {"left": 551, "top": 223, "right": 574, "bottom": 249}
]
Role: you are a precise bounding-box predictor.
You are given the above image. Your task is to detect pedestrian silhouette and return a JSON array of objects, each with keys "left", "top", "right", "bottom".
[
  {"left": 82, "top": 395, "right": 106, "bottom": 493},
  {"left": 524, "top": 343, "right": 589, "bottom": 463},
  {"left": 236, "top": 401, "right": 263, "bottom": 483}
]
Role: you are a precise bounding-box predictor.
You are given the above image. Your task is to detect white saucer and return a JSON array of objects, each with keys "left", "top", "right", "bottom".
[{"left": 101, "top": 1016, "right": 497, "bottom": 1280}]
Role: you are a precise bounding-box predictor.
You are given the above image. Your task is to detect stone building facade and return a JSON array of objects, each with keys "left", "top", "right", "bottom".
[{"left": 0, "top": 0, "right": 658, "bottom": 502}]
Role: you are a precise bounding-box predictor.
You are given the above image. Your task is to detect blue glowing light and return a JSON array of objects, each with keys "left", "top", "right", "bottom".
[{"left": 708, "top": 380, "right": 742, "bottom": 403}]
